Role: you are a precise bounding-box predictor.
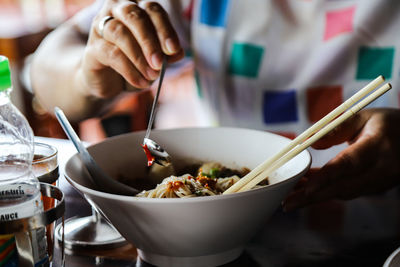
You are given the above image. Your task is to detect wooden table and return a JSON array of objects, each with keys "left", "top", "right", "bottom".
[{"left": 37, "top": 136, "right": 400, "bottom": 267}]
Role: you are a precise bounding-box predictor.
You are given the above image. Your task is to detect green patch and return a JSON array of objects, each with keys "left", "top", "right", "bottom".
[
  {"left": 228, "top": 42, "right": 264, "bottom": 78},
  {"left": 356, "top": 46, "right": 394, "bottom": 80}
]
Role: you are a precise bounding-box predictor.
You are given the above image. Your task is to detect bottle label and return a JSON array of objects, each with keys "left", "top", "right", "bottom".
[
  {"left": 0, "top": 185, "right": 48, "bottom": 266},
  {"left": 0, "top": 185, "right": 42, "bottom": 220}
]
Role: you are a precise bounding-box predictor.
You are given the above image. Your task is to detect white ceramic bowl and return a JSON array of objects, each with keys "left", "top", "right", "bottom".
[
  {"left": 64, "top": 127, "right": 311, "bottom": 267},
  {"left": 384, "top": 246, "right": 400, "bottom": 267}
]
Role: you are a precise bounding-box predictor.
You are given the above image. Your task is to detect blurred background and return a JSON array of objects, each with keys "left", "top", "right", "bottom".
[
  {"left": 0, "top": 0, "right": 94, "bottom": 138},
  {"left": 0, "top": 0, "right": 201, "bottom": 143}
]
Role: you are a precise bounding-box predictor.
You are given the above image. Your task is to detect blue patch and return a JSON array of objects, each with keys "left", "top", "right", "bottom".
[
  {"left": 199, "top": 0, "right": 230, "bottom": 27},
  {"left": 263, "top": 90, "right": 298, "bottom": 124},
  {"left": 365, "top": 91, "right": 389, "bottom": 108}
]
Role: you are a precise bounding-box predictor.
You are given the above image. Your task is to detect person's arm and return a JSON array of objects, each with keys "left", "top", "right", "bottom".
[
  {"left": 283, "top": 108, "right": 400, "bottom": 211},
  {"left": 31, "top": 0, "right": 184, "bottom": 122},
  {"left": 31, "top": 20, "right": 105, "bottom": 122}
]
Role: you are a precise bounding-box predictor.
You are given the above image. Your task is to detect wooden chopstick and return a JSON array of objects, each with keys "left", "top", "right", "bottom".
[
  {"left": 223, "top": 76, "right": 388, "bottom": 195},
  {"left": 237, "top": 82, "right": 392, "bottom": 192}
]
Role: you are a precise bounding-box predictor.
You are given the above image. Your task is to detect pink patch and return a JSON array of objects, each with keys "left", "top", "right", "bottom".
[
  {"left": 183, "top": 0, "right": 195, "bottom": 21},
  {"left": 324, "top": 5, "right": 356, "bottom": 41}
]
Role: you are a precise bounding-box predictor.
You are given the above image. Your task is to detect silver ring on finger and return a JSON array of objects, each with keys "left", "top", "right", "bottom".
[{"left": 98, "top": 16, "right": 114, "bottom": 38}]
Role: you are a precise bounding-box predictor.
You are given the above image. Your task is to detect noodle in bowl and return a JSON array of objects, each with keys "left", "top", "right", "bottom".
[{"left": 64, "top": 127, "right": 311, "bottom": 267}]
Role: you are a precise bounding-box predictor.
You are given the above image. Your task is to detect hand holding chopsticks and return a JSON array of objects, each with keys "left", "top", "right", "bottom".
[{"left": 224, "top": 76, "right": 391, "bottom": 194}]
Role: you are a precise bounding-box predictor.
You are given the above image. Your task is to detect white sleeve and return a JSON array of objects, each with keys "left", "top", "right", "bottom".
[
  {"left": 151, "top": 0, "right": 192, "bottom": 51},
  {"left": 72, "top": 0, "right": 104, "bottom": 35}
]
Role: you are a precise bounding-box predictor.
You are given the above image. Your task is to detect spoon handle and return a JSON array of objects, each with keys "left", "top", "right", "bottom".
[
  {"left": 54, "top": 107, "right": 99, "bottom": 180},
  {"left": 54, "top": 107, "right": 89, "bottom": 156},
  {"left": 144, "top": 57, "right": 167, "bottom": 140},
  {"left": 55, "top": 107, "right": 138, "bottom": 195}
]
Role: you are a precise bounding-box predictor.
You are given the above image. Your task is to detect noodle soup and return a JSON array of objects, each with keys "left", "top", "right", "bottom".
[
  {"left": 136, "top": 162, "right": 262, "bottom": 198},
  {"left": 64, "top": 127, "right": 311, "bottom": 267}
]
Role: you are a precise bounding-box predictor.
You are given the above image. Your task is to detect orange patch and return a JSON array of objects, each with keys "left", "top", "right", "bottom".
[
  {"left": 306, "top": 85, "right": 343, "bottom": 123},
  {"left": 271, "top": 131, "right": 297, "bottom": 140}
]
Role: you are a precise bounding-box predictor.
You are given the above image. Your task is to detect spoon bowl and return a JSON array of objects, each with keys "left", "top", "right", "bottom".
[
  {"left": 142, "top": 138, "right": 171, "bottom": 166},
  {"left": 142, "top": 57, "right": 171, "bottom": 167}
]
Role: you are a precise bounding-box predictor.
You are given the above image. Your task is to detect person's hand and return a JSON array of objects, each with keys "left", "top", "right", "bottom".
[
  {"left": 283, "top": 108, "right": 400, "bottom": 211},
  {"left": 79, "top": 0, "right": 184, "bottom": 99}
]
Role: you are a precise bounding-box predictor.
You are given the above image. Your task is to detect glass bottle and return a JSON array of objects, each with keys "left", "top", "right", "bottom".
[{"left": 0, "top": 56, "right": 49, "bottom": 266}]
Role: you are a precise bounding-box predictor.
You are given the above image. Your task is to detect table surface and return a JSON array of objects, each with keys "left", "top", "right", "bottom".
[{"left": 35, "top": 136, "right": 400, "bottom": 267}]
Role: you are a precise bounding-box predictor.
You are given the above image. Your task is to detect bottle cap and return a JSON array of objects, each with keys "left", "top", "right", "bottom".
[{"left": 0, "top": 56, "right": 12, "bottom": 92}]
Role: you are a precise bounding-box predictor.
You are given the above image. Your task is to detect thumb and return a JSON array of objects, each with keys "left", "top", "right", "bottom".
[{"left": 311, "top": 110, "right": 371, "bottom": 150}]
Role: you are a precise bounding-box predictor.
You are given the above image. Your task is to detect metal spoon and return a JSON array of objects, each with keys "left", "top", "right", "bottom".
[
  {"left": 54, "top": 107, "right": 139, "bottom": 196},
  {"left": 142, "top": 57, "right": 172, "bottom": 167}
]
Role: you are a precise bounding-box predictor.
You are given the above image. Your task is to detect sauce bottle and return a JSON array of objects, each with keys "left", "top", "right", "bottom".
[{"left": 0, "top": 56, "right": 49, "bottom": 266}]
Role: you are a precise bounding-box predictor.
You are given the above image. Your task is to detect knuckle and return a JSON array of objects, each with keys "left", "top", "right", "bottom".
[
  {"left": 93, "top": 12, "right": 105, "bottom": 23},
  {"left": 107, "top": 45, "right": 121, "bottom": 59},
  {"left": 107, "top": 20, "right": 125, "bottom": 39},
  {"left": 135, "top": 37, "right": 159, "bottom": 56},
  {"left": 146, "top": 2, "right": 165, "bottom": 14},
  {"left": 95, "top": 90, "right": 109, "bottom": 98},
  {"left": 379, "top": 137, "right": 391, "bottom": 152},
  {"left": 365, "top": 132, "right": 387, "bottom": 155},
  {"left": 326, "top": 125, "right": 340, "bottom": 139},
  {"left": 336, "top": 152, "right": 357, "bottom": 170},
  {"left": 130, "top": 52, "right": 146, "bottom": 65},
  {"left": 125, "top": 5, "right": 147, "bottom": 21},
  {"left": 141, "top": 37, "right": 156, "bottom": 50},
  {"left": 130, "top": 76, "right": 145, "bottom": 87},
  {"left": 90, "top": 85, "right": 111, "bottom": 98}
]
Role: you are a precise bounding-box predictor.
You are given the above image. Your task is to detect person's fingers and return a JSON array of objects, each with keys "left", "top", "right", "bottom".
[
  {"left": 89, "top": 39, "right": 150, "bottom": 95},
  {"left": 144, "top": 2, "right": 183, "bottom": 59},
  {"left": 112, "top": 2, "right": 164, "bottom": 70},
  {"left": 83, "top": 2, "right": 153, "bottom": 93},
  {"left": 311, "top": 111, "right": 371, "bottom": 149},
  {"left": 292, "top": 168, "right": 319, "bottom": 190},
  {"left": 283, "top": 169, "right": 321, "bottom": 211},
  {"left": 87, "top": 0, "right": 184, "bottom": 93},
  {"left": 310, "top": 133, "right": 379, "bottom": 191},
  {"left": 167, "top": 49, "right": 185, "bottom": 63},
  {"left": 100, "top": 18, "right": 160, "bottom": 81},
  {"left": 284, "top": 135, "right": 378, "bottom": 211},
  {"left": 284, "top": 109, "right": 400, "bottom": 211},
  {"left": 293, "top": 177, "right": 308, "bottom": 190},
  {"left": 284, "top": 162, "right": 394, "bottom": 212},
  {"left": 284, "top": 174, "right": 358, "bottom": 211}
]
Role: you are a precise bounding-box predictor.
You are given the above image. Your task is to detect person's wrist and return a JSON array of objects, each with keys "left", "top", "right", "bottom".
[
  {"left": 75, "top": 68, "right": 95, "bottom": 98},
  {"left": 69, "top": 68, "right": 109, "bottom": 119}
]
